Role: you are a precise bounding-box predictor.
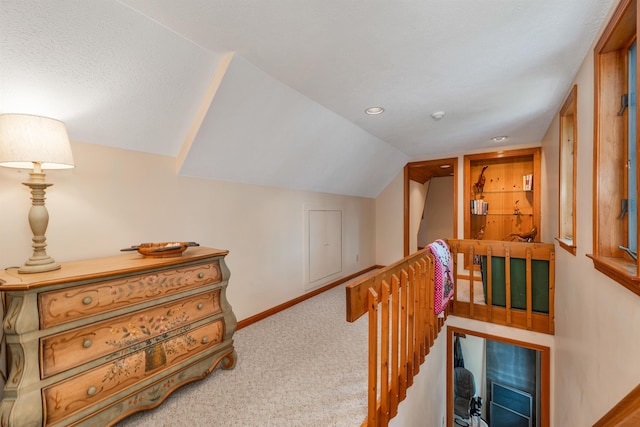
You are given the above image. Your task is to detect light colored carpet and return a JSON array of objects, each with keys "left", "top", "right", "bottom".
[
  {"left": 117, "top": 281, "right": 369, "bottom": 427},
  {"left": 455, "top": 279, "right": 486, "bottom": 305}
]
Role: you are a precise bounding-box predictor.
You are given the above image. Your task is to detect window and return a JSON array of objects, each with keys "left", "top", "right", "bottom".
[
  {"left": 589, "top": 0, "right": 640, "bottom": 296},
  {"left": 627, "top": 41, "right": 637, "bottom": 255},
  {"left": 557, "top": 85, "right": 577, "bottom": 255}
]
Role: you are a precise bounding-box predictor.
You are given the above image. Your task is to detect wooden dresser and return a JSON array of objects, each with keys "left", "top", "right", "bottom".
[{"left": 0, "top": 247, "right": 236, "bottom": 426}]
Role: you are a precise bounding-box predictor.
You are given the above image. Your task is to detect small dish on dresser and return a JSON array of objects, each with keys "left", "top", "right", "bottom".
[{"left": 121, "top": 241, "right": 200, "bottom": 258}]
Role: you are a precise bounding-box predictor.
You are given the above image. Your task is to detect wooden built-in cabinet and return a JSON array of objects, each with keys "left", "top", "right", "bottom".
[
  {"left": 464, "top": 147, "right": 541, "bottom": 243},
  {"left": 0, "top": 247, "right": 236, "bottom": 426}
]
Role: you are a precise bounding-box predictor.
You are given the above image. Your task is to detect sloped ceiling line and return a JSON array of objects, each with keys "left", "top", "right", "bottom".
[
  {"left": 176, "top": 52, "right": 235, "bottom": 172},
  {"left": 1, "top": 0, "right": 617, "bottom": 198}
]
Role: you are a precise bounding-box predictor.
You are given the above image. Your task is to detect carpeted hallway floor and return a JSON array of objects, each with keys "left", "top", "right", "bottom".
[{"left": 117, "top": 279, "right": 369, "bottom": 427}]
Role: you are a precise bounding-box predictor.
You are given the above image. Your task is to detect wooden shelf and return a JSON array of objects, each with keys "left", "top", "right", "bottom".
[{"left": 464, "top": 148, "right": 541, "bottom": 243}]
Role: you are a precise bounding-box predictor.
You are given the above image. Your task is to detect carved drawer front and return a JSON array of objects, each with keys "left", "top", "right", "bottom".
[
  {"left": 41, "top": 289, "right": 222, "bottom": 379},
  {"left": 43, "top": 319, "right": 225, "bottom": 426},
  {"left": 39, "top": 260, "right": 222, "bottom": 329}
]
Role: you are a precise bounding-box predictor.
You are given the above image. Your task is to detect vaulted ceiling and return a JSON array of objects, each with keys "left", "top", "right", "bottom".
[{"left": 0, "top": 0, "right": 615, "bottom": 197}]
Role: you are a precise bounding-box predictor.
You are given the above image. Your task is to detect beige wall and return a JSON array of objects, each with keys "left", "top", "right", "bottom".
[
  {"left": 410, "top": 179, "right": 428, "bottom": 253},
  {"left": 458, "top": 333, "right": 486, "bottom": 411},
  {"left": 375, "top": 171, "right": 404, "bottom": 265},
  {"left": 0, "top": 141, "right": 376, "bottom": 322},
  {"left": 540, "top": 21, "right": 640, "bottom": 425},
  {"left": 420, "top": 176, "right": 455, "bottom": 246},
  {"left": 389, "top": 330, "right": 448, "bottom": 427}
]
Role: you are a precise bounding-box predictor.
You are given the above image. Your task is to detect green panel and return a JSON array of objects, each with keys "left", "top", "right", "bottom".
[{"left": 481, "top": 256, "right": 549, "bottom": 313}]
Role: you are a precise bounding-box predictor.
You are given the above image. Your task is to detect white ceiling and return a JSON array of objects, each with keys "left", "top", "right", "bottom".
[{"left": 0, "top": 0, "right": 616, "bottom": 197}]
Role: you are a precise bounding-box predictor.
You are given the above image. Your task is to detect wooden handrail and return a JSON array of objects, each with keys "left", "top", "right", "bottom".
[
  {"left": 447, "top": 239, "right": 555, "bottom": 335},
  {"left": 345, "top": 240, "right": 554, "bottom": 426},
  {"left": 346, "top": 247, "right": 446, "bottom": 426}
]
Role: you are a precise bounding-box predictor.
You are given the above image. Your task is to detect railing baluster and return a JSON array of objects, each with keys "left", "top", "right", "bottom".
[
  {"left": 470, "top": 245, "right": 475, "bottom": 318},
  {"left": 469, "top": 247, "right": 475, "bottom": 318},
  {"left": 427, "top": 255, "right": 436, "bottom": 347},
  {"left": 526, "top": 248, "right": 533, "bottom": 329},
  {"left": 420, "top": 258, "right": 429, "bottom": 359},
  {"left": 399, "top": 270, "right": 408, "bottom": 402},
  {"left": 407, "top": 265, "right": 415, "bottom": 385},
  {"left": 451, "top": 243, "right": 459, "bottom": 308},
  {"left": 345, "top": 241, "right": 556, "bottom": 427},
  {"left": 487, "top": 245, "right": 493, "bottom": 322},
  {"left": 380, "top": 281, "right": 390, "bottom": 425},
  {"left": 442, "top": 239, "right": 555, "bottom": 335},
  {"left": 390, "top": 275, "right": 400, "bottom": 418},
  {"left": 367, "top": 288, "right": 378, "bottom": 427},
  {"left": 412, "top": 263, "right": 420, "bottom": 376},
  {"left": 548, "top": 251, "right": 556, "bottom": 334},
  {"left": 505, "top": 247, "right": 512, "bottom": 325}
]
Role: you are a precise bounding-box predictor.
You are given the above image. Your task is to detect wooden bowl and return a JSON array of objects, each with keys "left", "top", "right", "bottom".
[{"left": 121, "top": 242, "right": 199, "bottom": 258}]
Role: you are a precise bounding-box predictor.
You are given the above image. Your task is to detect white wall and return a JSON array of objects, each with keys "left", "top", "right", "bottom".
[
  {"left": 389, "top": 330, "right": 448, "bottom": 427},
  {"left": 410, "top": 179, "right": 428, "bottom": 253},
  {"left": 458, "top": 333, "right": 485, "bottom": 411},
  {"left": 420, "top": 176, "right": 455, "bottom": 245},
  {"left": 375, "top": 171, "right": 404, "bottom": 265},
  {"left": 0, "top": 141, "right": 376, "bottom": 322}
]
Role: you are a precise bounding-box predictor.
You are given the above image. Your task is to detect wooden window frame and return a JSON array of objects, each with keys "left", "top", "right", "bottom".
[
  {"left": 556, "top": 84, "right": 578, "bottom": 255},
  {"left": 589, "top": 0, "right": 640, "bottom": 296}
]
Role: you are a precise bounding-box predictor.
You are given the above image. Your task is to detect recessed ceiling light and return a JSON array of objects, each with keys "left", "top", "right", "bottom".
[
  {"left": 431, "top": 111, "right": 445, "bottom": 120},
  {"left": 365, "top": 107, "right": 384, "bottom": 115},
  {"left": 491, "top": 136, "right": 508, "bottom": 142},
  {"left": 439, "top": 164, "right": 451, "bottom": 169}
]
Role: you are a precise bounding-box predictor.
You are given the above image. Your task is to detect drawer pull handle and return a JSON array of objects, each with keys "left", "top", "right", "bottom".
[
  {"left": 83, "top": 339, "right": 93, "bottom": 348},
  {"left": 82, "top": 297, "right": 93, "bottom": 305},
  {"left": 87, "top": 386, "right": 97, "bottom": 396},
  {"left": 197, "top": 303, "right": 204, "bottom": 310},
  {"left": 198, "top": 273, "right": 205, "bottom": 279},
  {"left": 201, "top": 337, "right": 209, "bottom": 344}
]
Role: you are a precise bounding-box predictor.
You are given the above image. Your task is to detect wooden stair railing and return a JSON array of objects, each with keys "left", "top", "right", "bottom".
[
  {"left": 447, "top": 239, "right": 555, "bottom": 335},
  {"left": 346, "top": 247, "right": 447, "bottom": 427}
]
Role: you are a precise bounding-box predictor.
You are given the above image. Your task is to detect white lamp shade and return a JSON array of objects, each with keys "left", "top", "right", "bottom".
[{"left": 0, "top": 114, "right": 75, "bottom": 169}]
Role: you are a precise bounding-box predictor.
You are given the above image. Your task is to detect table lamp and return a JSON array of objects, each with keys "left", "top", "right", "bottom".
[{"left": 0, "top": 114, "right": 75, "bottom": 273}]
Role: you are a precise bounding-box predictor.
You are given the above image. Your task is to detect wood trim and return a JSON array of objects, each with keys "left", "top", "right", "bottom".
[
  {"left": 593, "top": 384, "right": 640, "bottom": 426},
  {"left": 236, "top": 266, "right": 379, "bottom": 330},
  {"left": 557, "top": 84, "right": 578, "bottom": 255},
  {"left": 586, "top": 254, "right": 640, "bottom": 296},
  {"left": 592, "top": 0, "right": 640, "bottom": 288},
  {"left": 556, "top": 238, "right": 576, "bottom": 255},
  {"left": 462, "top": 146, "right": 542, "bottom": 162},
  {"left": 404, "top": 165, "right": 410, "bottom": 257},
  {"left": 463, "top": 147, "right": 541, "bottom": 243},
  {"left": 595, "top": 0, "right": 636, "bottom": 53},
  {"left": 446, "top": 326, "right": 551, "bottom": 427},
  {"left": 403, "top": 157, "right": 458, "bottom": 257},
  {"left": 353, "top": 249, "right": 441, "bottom": 426},
  {"left": 448, "top": 239, "right": 555, "bottom": 335}
]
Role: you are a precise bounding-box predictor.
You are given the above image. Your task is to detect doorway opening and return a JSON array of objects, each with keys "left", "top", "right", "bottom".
[
  {"left": 404, "top": 158, "right": 458, "bottom": 256},
  {"left": 446, "top": 326, "right": 550, "bottom": 427}
]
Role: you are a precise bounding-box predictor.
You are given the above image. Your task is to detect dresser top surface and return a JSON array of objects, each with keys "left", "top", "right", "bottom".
[{"left": 0, "top": 247, "right": 228, "bottom": 290}]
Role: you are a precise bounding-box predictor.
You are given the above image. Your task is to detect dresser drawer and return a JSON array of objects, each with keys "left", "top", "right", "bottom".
[
  {"left": 41, "top": 289, "right": 221, "bottom": 378},
  {"left": 43, "top": 319, "right": 225, "bottom": 426},
  {"left": 39, "top": 260, "right": 222, "bottom": 329}
]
